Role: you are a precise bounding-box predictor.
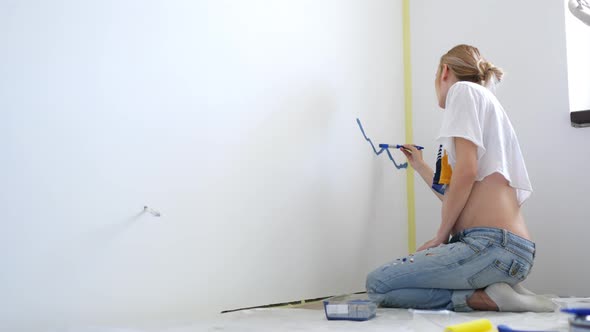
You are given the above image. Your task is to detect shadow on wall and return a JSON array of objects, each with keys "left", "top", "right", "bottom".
[
  {"left": 3, "top": 209, "right": 150, "bottom": 328},
  {"left": 221, "top": 83, "right": 342, "bottom": 261},
  {"left": 244, "top": 85, "right": 336, "bottom": 165},
  {"left": 50, "top": 210, "right": 145, "bottom": 279},
  {"left": 230, "top": 84, "right": 338, "bottom": 205}
]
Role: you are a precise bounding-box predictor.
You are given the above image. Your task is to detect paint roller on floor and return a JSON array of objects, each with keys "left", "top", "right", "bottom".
[
  {"left": 445, "top": 319, "right": 495, "bottom": 332},
  {"left": 445, "top": 318, "right": 560, "bottom": 332}
]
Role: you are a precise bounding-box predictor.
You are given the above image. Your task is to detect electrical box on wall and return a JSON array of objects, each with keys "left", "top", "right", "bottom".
[{"left": 571, "top": 110, "right": 590, "bottom": 127}]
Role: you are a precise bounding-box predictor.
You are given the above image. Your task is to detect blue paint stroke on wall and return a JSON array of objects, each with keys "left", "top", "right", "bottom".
[{"left": 356, "top": 118, "right": 408, "bottom": 170}]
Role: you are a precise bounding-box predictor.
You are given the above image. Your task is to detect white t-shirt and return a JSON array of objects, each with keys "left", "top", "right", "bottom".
[{"left": 436, "top": 81, "right": 532, "bottom": 205}]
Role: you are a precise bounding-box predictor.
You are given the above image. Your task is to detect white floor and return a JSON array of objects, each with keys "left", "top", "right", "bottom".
[
  {"left": 181, "top": 308, "right": 566, "bottom": 332},
  {"left": 50, "top": 298, "right": 590, "bottom": 332}
]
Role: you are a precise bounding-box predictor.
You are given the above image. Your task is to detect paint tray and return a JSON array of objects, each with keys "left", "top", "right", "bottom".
[{"left": 323, "top": 299, "right": 376, "bottom": 321}]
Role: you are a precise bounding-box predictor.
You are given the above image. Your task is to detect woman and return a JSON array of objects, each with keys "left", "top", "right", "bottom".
[{"left": 365, "top": 44, "right": 555, "bottom": 312}]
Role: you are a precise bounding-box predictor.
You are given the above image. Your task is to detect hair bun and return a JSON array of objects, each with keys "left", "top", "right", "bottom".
[
  {"left": 478, "top": 60, "right": 503, "bottom": 84},
  {"left": 440, "top": 44, "right": 504, "bottom": 86},
  {"left": 478, "top": 60, "right": 491, "bottom": 74}
]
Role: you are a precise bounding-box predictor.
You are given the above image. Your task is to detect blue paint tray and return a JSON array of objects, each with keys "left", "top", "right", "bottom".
[{"left": 323, "top": 299, "right": 376, "bottom": 321}]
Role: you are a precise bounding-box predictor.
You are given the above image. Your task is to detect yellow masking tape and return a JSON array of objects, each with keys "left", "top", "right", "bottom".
[
  {"left": 445, "top": 319, "right": 496, "bottom": 332},
  {"left": 402, "top": 0, "right": 416, "bottom": 253}
]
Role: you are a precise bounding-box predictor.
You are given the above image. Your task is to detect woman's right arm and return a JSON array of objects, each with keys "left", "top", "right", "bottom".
[{"left": 400, "top": 144, "right": 444, "bottom": 202}]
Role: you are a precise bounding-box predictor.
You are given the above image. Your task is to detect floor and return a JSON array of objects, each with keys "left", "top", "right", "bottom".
[{"left": 59, "top": 296, "right": 590, "bottom": 332}]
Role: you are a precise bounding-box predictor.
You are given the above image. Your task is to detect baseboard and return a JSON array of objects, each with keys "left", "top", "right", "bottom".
[{"left": 221, "top": 291, "right": 367, "bottom": 314}]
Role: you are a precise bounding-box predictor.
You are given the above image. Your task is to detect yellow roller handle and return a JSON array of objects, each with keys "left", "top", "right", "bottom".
[{"left": 445, "top": 318, "right": 497, "bottom": 332}]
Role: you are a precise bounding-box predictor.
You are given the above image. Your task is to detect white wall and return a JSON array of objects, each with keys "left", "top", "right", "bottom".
[
  {"left": 565, "top": 0, "right": 590, "bottom": 111},
  {"left": 411, "top": 0, "right": 590, "bottom": 296},
  {"left": 0, "top": 1, "right": 407, "bottom": 330}
]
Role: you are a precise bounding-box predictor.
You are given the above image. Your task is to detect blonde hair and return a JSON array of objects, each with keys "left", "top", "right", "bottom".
[{"left": 439, "top": 44, "right": 504, "bottom": 86}]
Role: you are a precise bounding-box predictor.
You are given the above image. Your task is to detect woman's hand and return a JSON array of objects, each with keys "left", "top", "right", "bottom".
[
  {"left": 400, "top": 144, "right": 426, "bottom": 172},
  {"left": 416, "top": 235, "right": 448, "bottom": 252}
]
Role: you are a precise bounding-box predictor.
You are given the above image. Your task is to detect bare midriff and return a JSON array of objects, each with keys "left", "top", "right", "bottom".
[{"left": 448, "top": 172, "right": 531, "bottom": 240}]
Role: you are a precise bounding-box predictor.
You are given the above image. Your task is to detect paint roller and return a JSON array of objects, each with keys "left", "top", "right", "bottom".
[
  {"left": 445, "top": 319, "right": 495, "bottom": 332},
  {"left": 445, "top": 319, "right": 558, "bottom": 332}
]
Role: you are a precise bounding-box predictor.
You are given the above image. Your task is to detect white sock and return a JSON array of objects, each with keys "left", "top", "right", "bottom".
[
  {"left": 512, "top": 283, "right": 559, "bottom": 298},
  {"left": 484, "top": 283, "right": 556, "bottom": 312},
  {"left": 511, "top": 283, "right": 536, "bottom": 295}
]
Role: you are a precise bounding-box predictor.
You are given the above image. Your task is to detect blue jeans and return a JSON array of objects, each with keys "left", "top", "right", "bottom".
[{"left": 365, "top": 227, "right": 535, "bottom": 312}]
